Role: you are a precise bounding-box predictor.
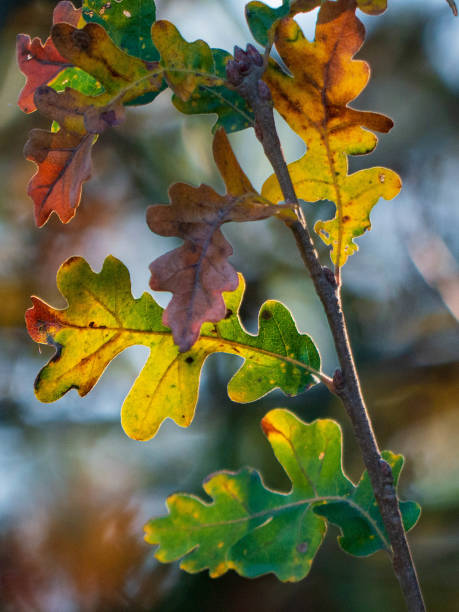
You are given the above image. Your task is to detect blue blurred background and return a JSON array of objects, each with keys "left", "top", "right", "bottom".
[{"left": 0, "top": 1, "right": 458, "bottom": 610}]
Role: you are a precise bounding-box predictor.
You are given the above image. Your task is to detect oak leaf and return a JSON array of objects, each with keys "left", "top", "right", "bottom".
[
  {"left": 262, "top": 0, "right": 401, "bottom": 267},
  {"left": 147, "top": 129, "right": 290, "bottom": 352},
  {"left": 16, "top": 1, "right": 82, "bottom": 113},
  {"left": 145, "top": 409, "right": 420, "bottom": 580},
  {"left": 83, "top": 0, "right": 160, "bottom": 62},
  {"left": 151, "top": 20, "right": 221, "bottom": 101},
  {"left": 245, "top": 0, "right": 387, "bottom": 47},
  {"left": 26, "top": 257, "right": 320, "bottom": 441},
  {"left": 23, "top": 21, "right": 164, "bottom": 226},
  {"left": 172, "top": 49, "right": 255, "bottom": 133},
  {"left": 24, "top": 128, "right": 95, "bottom": 226}
]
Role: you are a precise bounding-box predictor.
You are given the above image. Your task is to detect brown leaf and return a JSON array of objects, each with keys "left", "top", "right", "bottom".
[
  {"left": 34, "top": 85, "right": 125, "bottom": 134},
  {"left": 17, "top": 1, "right": 81, "bottom": 113},
  {"left": 24, "top": 128, "right": 94, "bottom": 226},
  {"left": 147, "top": 129, "right": 281, "bottom": 351}
]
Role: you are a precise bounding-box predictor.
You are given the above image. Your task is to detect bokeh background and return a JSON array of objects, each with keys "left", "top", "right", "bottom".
[{"left": 1, "top": 1, "right": 458, "bottom": 610}]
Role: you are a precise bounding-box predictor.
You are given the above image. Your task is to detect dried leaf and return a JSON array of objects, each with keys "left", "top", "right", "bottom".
[
  {"left": 145, "top": 409, "right": 420, "bottom": 580},
  {"left": 26, "top": 257, "right": 320, "bottom": 440},
  {"left": 147, "top": 129, "right": 285, "bottom": 352},
  {"left": 262, "top": 0, "right": 401, "bottom": 267}
]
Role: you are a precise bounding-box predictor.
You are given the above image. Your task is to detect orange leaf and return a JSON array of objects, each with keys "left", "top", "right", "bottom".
[
  {"left": 24, "top": 128, "right": 94, "bottom": 226},
  {"left": 262, "top": 0, "right": 401, "bottom": 267}
]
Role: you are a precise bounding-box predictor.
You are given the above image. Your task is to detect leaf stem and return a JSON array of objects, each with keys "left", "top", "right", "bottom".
[{"left": 233, "top": 53, "right": 426, "bottom": 612}]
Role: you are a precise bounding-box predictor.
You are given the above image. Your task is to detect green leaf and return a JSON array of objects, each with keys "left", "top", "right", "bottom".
[
  {"left": 145, "top": 409, "right": 421, "bottom": 580},
  {"left": 172, "top": 49, "right": 255, "bottom": 133},
  {"left": 49, "top": 66, "right": 104, "bottom": 96},
  {"left": 26, "top": 257, "right": 320, "bottom": 441},
  {"left": 82, "top": 0, "right": 159, "bottom": 61},
  {"left": 314, "top": 451, "right": 422, "bottom": 556},
  {"left": 246, "top": 1, "right": 291, "bottom": 46},
  {"left": 152, "top": 20, "right": 221, "bottom": 101}
]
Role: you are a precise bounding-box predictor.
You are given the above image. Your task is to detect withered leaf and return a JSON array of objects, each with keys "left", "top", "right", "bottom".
[{"left": 147, "top": 129, "right": 285, "bottom": 352}]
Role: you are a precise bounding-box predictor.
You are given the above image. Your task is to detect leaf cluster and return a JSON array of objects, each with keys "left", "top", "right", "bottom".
[{"left": 17, "top": 0, "right": 427, "bottom": 588}]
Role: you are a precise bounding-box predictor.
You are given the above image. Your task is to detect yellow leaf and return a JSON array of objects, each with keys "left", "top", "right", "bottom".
[{"left": 262, "top": 0, "right": 401, "bottom": 267}]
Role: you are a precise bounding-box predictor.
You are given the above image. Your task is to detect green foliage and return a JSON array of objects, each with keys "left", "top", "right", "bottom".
[
  {"left": 146, "top": 409, "right": 420, "bottom": 580},
  {"left": 83, "top": 0, "right": 160, "bottom": 61},
  {"left": 172, "top": 49, "right": 255, "bottom": 133}
]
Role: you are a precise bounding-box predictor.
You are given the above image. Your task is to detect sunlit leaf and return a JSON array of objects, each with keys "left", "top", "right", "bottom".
[
  {"left": 246, "top": 0, "right": 388, "bottom": 46},
  {"left": 26, "top": 258, "right": 320, "bottom": 441},
  {"left": 51, "top": 22, "right": 163, "bottom": 99},
  {"left": 172, "top": 49, "right": 255, "bottom": 133},
  {"left": 145, "top": 409, "right": 420, "bottom": 580},
  {"left": 262, "top": 0, "right": 401, "bottom": 267},
  {"left": 16, "top": 1, "right": 82, "bottom": 113},
  {"left": 83, "top": 0, "right": 160, "bottom": 61},
  {"left": 24, "top": 128, "right": 95, "bottom": 226},
  {"left": 147, "top": 129, "right": 290, "bottom": 352},
  {"left": 152, "top": 20, "right": 222, "bottom": 101},
  {"left": 23, "top": 21, "right": 164, "bottom": 226}
]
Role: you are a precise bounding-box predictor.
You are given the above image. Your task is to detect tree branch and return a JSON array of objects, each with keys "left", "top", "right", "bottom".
[{"left": 227, "top": 47, "right": 426, "bottom": 612}]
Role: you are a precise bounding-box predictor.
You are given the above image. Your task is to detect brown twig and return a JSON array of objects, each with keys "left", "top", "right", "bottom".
[{"left": 227, "top": 46, "right": 426, "bottom": 612}]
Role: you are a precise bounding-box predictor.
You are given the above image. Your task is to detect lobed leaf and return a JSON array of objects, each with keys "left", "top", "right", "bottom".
[
  {"left": 24, "top": 128, "right": 95, "bottom": 225},
  {"left": 151, "top": 20, "right": 221, "bottom": 102},
  {"left": 147, "top": 129, "right": 289, "bottom": 352},
  {"left": 26, "top": 258, "right": 320, "bottom": 441},
  {"left": 145, "top": 409, "right": 420, "bottom": 580},
  {"left": 23, "top": 20, "right": 164, "bottom": 226},
  {"left": 262, "top": 0, "right": 400, "bottom": 267},
  {"left": 82, "top": 0, "right": 160, "bottom": 62},
  {"left": 16, "top": 1, "right": 82, "bottom": 113},
  {"left": 172, "top": 49, "right": 255, "bottom": 133},
  {"left": 245, "top": 0, "right": 387, "bottom": 47}
]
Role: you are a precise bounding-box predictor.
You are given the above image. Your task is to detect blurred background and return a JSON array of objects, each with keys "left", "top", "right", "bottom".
[{"left": 0, "top": 0, "right": 458, "bottom": 610}]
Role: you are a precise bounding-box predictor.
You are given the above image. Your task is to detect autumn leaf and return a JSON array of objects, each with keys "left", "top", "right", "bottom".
[
  {"left": 51, "top": 22, "right": 163, "bottom": 99},
  {"left": 17, "top": 1, "right": 82, "bottom": 113},
  {"left": 147, "top": 129, "right": 291, "bottom": 352},
  {"left": 145, "top": 409, "right": 420, "bottom": 580},
  {"left": 262, "top": 0, "right": 401, "bottom": 267},
  {"left": 245, "top": 0, "right": 387, "bottom": 47},
  {"left": 152, "top": 20, "right": 222, "bottom": 101},
  {"left": 172, "top": 49, "right": 255, "bottom": 133},
  {"left": 23, "top": 20, "right": 164, "bottom": 226},
  {"left": 26, "top": 257, "right": 321, "bottom": 441},
  {"left": 24, "top": 128, "right": 95, "bottom": 226}
]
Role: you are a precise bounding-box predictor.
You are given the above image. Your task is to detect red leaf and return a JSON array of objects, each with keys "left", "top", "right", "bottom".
[
  {"left": 147, "top": 129, "right": 283, "bottom": 351},
  {"left": 17, "top": 1, "right": 81, "bottom": 113},
  {"left": 24, "top": 128, "right": 94, "bottom": 226}
]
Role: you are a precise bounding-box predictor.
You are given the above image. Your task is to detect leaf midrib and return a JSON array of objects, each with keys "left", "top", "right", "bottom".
[
  {"left": 159, "top": 494, "right": 390, "bottom": 550},
  {"left": 50, "top": 319, "right": 319, "bottom": 377}
]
